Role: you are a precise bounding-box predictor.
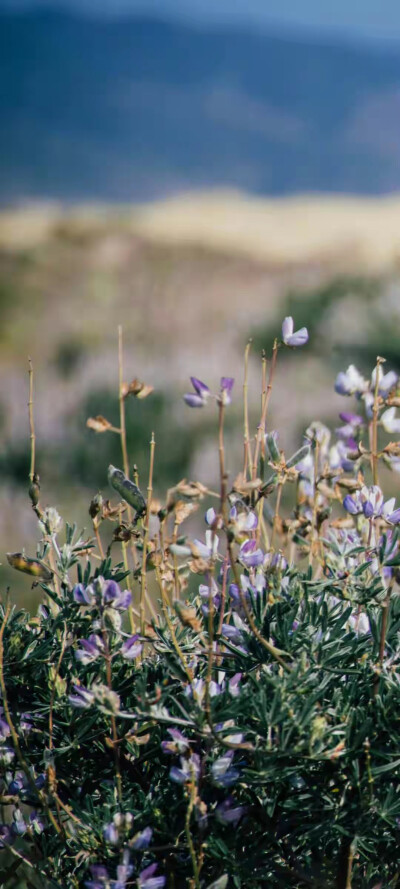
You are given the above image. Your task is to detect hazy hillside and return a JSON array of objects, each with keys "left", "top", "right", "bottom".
[{"left": 2, "top": 9, "right": 400, "bottom": 201}]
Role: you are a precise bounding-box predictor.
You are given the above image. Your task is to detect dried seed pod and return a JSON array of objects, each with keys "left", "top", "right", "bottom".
[
  {"left": 28, "top": 472, "right": 40, "bottom": 507},
  {"left": 6, "top": 552, "right": 53, "bottom": 582},
  {"left": 108, "top": 465, "right": 146, "bottom": 517},
  {"left": 89, "top": 492, "right": 104, "bottom": 519}
]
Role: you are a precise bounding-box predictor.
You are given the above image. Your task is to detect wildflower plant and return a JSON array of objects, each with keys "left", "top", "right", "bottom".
[{"left": 0, "top": 319, "right": 399, "bottom": 889}]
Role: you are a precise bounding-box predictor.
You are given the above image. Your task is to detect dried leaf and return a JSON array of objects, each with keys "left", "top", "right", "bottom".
[
  {"left": 189, "top": 557, "right": 210, "bottom": 575},
  {"left": 233, "top": 472, "right": 262, "bottom": 495},
  {"left": 174, "top": 500, "right": 199, "bottom": 525},
  {"left": 383, "top": 441, "right": 400, "bottom": 457},
  {"left": 166, "top": 479, "right": 208, "bottom": 511},
  {"left": 102, "top": 499, "right": 126, "bottom": 520},
  {"left": 122, "top": 378, "right": 154, "bottom": 399},
  {"left": 174, "top": 602, "right": 202, "bottom": 632},
  {"left": 87, "top": 415, "right": 113, "bottom": 434}
]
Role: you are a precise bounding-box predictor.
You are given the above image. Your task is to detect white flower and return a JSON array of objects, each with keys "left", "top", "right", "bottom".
[
  {"left": 281, "top": 316, "right": 309, "bottom": 347},
  {"left": 371, "top": 366, "right": 397, "bottom": 396},
  {"left": 193, "top": 529, "right": 219, "bottom": 560},
  {"left": 381, "top": 407, "right": 400, "bottom": 434},
  {"left": 335, "top": 365, "right": 368, "bottom": 397}
]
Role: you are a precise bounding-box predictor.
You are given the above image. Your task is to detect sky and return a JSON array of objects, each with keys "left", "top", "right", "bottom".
[{"left": 3, "top": 0, "right": 400, "bottom": 44}]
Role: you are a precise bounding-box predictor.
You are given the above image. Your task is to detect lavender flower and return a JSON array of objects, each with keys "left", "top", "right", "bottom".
[
  {"left": 219, "top": 377, "right": 235, "bottom": 406},
  {"left": 221, "top": 623, "right": 244, "bottom": 645},
  {"left": 75, "top": 634, "right": 104, "bottom": 665},
  {"left": 121, "top": 634, "right": 143, "bottom": 660},
  {"left": 73, "top": 583, "right": 95, "bottom": 605},
  {"left": 68, "top": 684, "right": 95, "bottom": 710},
  {"left": 0, "top": 825, "right": 13, "bottom": 848},
  {"left": 211, "top": 750, "right": 240, "bottom": 787},
  {"left": 183, "top": 377, "right": 210, "bottom": 408},
  {"left": 343, "top": 493, "right": 363, "bottom": 516},
  {"left": 11, "top": 812, "right": 27, "bottom": 836},
  {"left": 84, "top": 865, "right": 109, "bottom": 889},
  {"left": 282, "top": 316, "right": 309, "bottom": 347},
  {"left": 238, "top": 539, "right": 264, "bottom": 568},
  {"left": 215, "top": 797, "right": 246, "bottom": 826},
  {"left": 103, "top": 821, "right": 119, "bottom": 845},
  {"left": 29, "top": 811, "right": 45, "bottom": 835},
  {"left": 193, "top": 529, "right": 219, "bottom": 560},
  {"left": 0, "top": 710, "right": 10, "bottom": 740},
  {"left": 102, "top": 578, "right": 132, "bottom": 611},
  {"left": 137, "top": 863, "right": 166, "bottom": 889},
  {"left": 228, "top": 673, "right": 242, "bottom": 697},
  {"left": 161, "top": 728, "right": 190, "bottom": 755},
  {"left": 386, "top": 508, "right": 400, "bottom": 525},
  {"left": 229, "top": 506, "right": 258, "bottom": 535},
  {"left": 334, "top": 365, "right": 368, "bottom": 397},
  {"left": 131, "top": 826, "right": 153, "bottom": 850},
  {"left": 169, "top": 753, "right": 200, "bottom": 784},
  {"left": 371, "top": 365, "right": 398, "bottom": 396}
]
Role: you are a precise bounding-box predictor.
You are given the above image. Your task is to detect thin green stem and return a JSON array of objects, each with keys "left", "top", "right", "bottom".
[{"left": 140, "top": 432, "right": 155, "bottom": 635}]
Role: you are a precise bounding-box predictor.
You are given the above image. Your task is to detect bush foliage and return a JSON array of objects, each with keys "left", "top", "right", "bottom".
[{"left": 0, "top": 323, "right": 399, "bottom": 889}]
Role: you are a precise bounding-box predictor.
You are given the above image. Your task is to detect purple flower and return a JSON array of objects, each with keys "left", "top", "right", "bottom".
[
  {"left": 68, "top": 684, "right": 94, "bottom": 710},
  {"left": 339, "top": 411, "right": 364, "bottom": 426},
  {"left": 216, "top": 797, "right": 245, "bottom": 826},
  {"left": 0, "top": 713, "right": 10, "bottom": 740},
  {"left": 228, "top": 673, "right": 242, "bottom": 697},
  {"left": 193, "top": 530, "right": 219, "bottom": 560},
  {"left": 138, "top": 863, "right": 166, "bottom": 889},
  {"left": 329, "top": 440, "right": 358, "bottom": 473},
  {"left": 11, "top": 813, "right": 27, "bottom": 836},
  {"left": 73, "top": 583, "right": 94, "bottom": 605},
  {"left": 102, "top": 578, "right": 132, "bottom": 610},
  {"left": 0, "top": 825, "right": 13, "bottom": 848},
  {"left": 282, "top": 316, "right": 309, "bottom": 347},
  {"left": 35, "top": 773, "right": 46, "bottom": 790},
  {"left": 106, "top": 849, "right": 134, "bottom": 889},
  {"left": 386, "top": 508, "right": 400, "bottom": 524},
  {"left": 238, "top": 539, "right": 264, "bottom": 568},
  {"left": 121, "top": 634, "right": 143, "bottom": 660},
  {"left": 184, "top": 377, "right": 210, "bottom": 408},
  {"left": 75, "top": 634, "right": 104, "bottom": 665},
  {"left": 161, "top": 728, "right": 190, "bottom": 755},
  {"left": 8, "top": 772, "right": 28, "bottom": 795},
  {"left": 85, "top": 865, "right": 109, "bottom": 889},
  {"left": 29, "top": 811, "right": 45, "bottom": 835},
  {"left": 221, "top": 623, "right": 244, "bottom": 645},
  {"left": 103, "top": 822, "right": 119, "bottom": 845},
  {"left": 343, "top": 494, "right": 363, "bottom": 516},
  {"left": 169, "top": 753, "right": 200, "bottom": 784},
  {"left": 132, "top": 826, "right": 153, "bottom": 850},
  {"left": 211, "top": 750, "right": 240, "bottom": 787},
  {"left": 219, "top": 377, "right": 235, "bottom": 406},
  {"left": 19, "top": 712, "right": 33, "bottom": 734}
]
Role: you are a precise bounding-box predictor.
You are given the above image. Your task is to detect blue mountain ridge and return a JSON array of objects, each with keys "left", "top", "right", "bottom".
[{"left": 1, "top": 8, "right": 400, "bottom": 202}]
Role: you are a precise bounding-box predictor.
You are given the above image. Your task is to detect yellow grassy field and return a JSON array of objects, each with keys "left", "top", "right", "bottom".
[
  {"left": 130, "top": 190, "right": 400, "bottom": 270},
  {"left": 3, "top": 190, "right": 400, "bottom": 270}
]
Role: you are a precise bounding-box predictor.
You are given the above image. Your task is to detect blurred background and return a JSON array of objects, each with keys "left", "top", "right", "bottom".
[{"left": 2, "top": 0, "right": 400, "bottom": 604}]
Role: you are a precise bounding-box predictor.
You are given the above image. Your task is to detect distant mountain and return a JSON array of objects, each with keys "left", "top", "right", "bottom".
[{"left": 1, "top": 8, "right": 400, "bottom": 202}]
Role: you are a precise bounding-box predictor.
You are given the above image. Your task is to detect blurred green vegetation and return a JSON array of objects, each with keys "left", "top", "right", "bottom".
[
  {"left": 250, "top": 274, "right": 400, "bottom": 375},
  {"left": 0, "top": 388, "right": 216, "bottom": 498}
]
